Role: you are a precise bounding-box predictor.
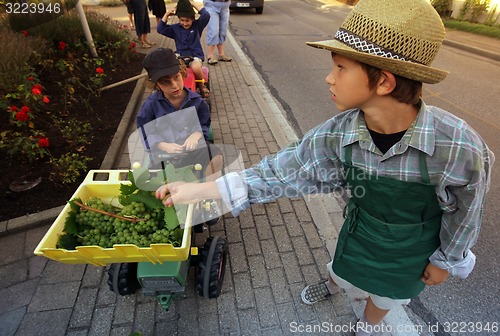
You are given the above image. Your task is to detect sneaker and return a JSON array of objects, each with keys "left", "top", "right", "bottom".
[
  {"left": 207, "top": 57, "right": 218, "bottom": 65},
  {"left": 300, "top": 281, "right": 333, "bottom": 305},
  {"left": 218, "top": 55, "right": 232, "bottom": 62}
]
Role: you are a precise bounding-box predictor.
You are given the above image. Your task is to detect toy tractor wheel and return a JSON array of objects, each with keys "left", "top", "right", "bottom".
[
  {"left": 107, "top": 262, "right": 140, "bottom": 296},
  {"left": 197, "top": 236, "right": 229, "bottom": 299}
]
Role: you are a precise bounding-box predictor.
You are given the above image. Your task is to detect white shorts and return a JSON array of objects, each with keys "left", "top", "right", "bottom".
[{"left": 327, "top": 261, "right": 411, "bottom": 310}]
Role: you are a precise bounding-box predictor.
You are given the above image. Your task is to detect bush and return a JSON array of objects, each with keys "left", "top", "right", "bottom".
[{"left": 443, "top": 18, "right": 500, "bottom": 39}]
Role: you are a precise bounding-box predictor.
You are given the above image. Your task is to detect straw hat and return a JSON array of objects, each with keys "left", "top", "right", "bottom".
[{"left": 307, "top": 0, "right": 448, "bottom": 84}]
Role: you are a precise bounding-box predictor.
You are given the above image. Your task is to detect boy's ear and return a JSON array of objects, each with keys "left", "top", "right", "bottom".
[{"left": 376, "top": 70, "right": 397, "bottom": 96}]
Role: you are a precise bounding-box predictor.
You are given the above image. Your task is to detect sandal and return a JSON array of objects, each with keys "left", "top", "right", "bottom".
[
  {"left": 141, "top": 43, "right": 152, "bottom": 49},
  {"left": 300, "top": 281, "right": 332, "bottom": 305},
  {"left": 199, "top": 85, "right": 210, "bottom": 98},
  {"left": 144, "top": 40, "right": 156, "bottom": 46},
  {"left": 207, "top": 57, "right": 218, "bottom": 65},
  {"left": 218, "top": 55, "right": 232, "bottom": 62}
]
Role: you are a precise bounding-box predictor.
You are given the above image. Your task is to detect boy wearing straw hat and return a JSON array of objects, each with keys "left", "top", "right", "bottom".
[{"left": 155, "top": 0, "right": 494, "bottom": 334}]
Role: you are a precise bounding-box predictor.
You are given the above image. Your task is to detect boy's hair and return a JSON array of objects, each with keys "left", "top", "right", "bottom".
[
  {"left": 148, "top": 59, "right": 188, "bottom": 90},
  {"left": 361, "top": 63, "right": 422, "bottom": 106}
]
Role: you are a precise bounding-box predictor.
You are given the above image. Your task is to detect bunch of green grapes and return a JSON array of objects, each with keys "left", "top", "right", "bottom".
[{"left": 73, "top": 199, "right": 180, "bottom": 248}]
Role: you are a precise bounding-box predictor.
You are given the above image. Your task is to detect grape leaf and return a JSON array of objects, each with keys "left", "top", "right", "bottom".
[
  {"left": 56, "top": 233, "right": 79, "bottom": 250},
  {"left": 62, "top": 198, "right": 82, "bottom": 235},
  {"left": 164, "top": 205, "right": 180, "bottom": 230}
]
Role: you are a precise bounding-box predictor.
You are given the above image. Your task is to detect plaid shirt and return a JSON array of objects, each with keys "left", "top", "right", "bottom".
[{"left": 217, "top": 101, "right": 494, "bottom": 278}]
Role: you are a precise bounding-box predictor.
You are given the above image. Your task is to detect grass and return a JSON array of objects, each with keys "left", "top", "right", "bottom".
[{"left": 443, "top": 19, "right": 500, "bottom": 40}]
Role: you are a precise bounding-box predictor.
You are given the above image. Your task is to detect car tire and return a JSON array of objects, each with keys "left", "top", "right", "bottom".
[{"left": 256, "top": 7, "right": 263, "bottom": 14}]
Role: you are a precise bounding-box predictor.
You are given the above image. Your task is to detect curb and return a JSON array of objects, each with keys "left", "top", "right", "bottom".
[
  {"left": 0, "top": 73, "right": 147, "bottom": 237},
  {"left": 443, "top": 39, "right": 500, "bottom": 62}
]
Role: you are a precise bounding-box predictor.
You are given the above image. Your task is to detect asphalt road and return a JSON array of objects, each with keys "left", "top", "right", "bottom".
[{"left": 228, "top": 0, "right": 500, "bottom": 335}]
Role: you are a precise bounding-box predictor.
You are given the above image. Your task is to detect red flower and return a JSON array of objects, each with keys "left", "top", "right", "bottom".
[
  {"left": 21, "top": 106, "right": 30, "bottom": 113},
  {"left": 37, "top": 137, "right": 50, "bottom": 148},
  {"left": 95, "top": 67, "right": 104, "bottom": 74},
  {"left": 57, "top": 41, "right": 67, "bottom": 50},
  {"left": 21, "top": 30, "right": 29, "bottom": 37},
  {"left": 131, "top": 42, "right": 136, "bottom": 48},
  {"left": 43, "top": 96, "right": 50, "bottom": 103},
  {"left": 27, "top": 76, "right": 34, "bottom": 81},
  {"left": 32, "top": 87, "right": 42, "bottom": 95},
  {"left": 15, "top": 111, "right": 29, "bottom": 122},
  {"left": 9, "top": 106, "right": 19, "bottom": 112}
]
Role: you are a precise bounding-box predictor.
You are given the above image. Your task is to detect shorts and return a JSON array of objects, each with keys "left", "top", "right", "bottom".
[{"left": 327, "top": 261, "right": 411, "bottom": 310}]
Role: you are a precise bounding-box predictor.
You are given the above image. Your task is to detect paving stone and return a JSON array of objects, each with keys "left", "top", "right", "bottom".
[
  {"left": 238, "top": 209, "right": 255, "bottom": 228},
  {"left": 254, "top": 287, "right": 279, "bottom": 329},
  {"left": 0, "top": 259, "right": 28, "bottom": 289},
  {"left": 134, "top": 301, "right": 156, "bottom": 336},
  {"left": 248, "top": 255, "right": 270, "bottom": 288},
  {"left": 28, "top": 255, "right": 47, "bottom": 279},
  {"left": 0, "top": 306, "right": 26, "bottom": 336},
  {"left": 282, "top": 212, "right": 302, "bottom": 237},
  {"left": 281, "top": 252, "right": 303, "bottom": 284},
  {"left": 0, "top": 231, "right": 25, "bottom": 266},
  {"left": 229, "top": 242, "right": 248, "bottom": 274},
  {"left": 0, "top": 278, "right": 38, "bottom": 316},
  {"left": 110, "top": 324, "right": 133, "bottom": 336},
  {"left": 302, "top": 222, "right": 326, "bottom": 249},
  {"left": 24, "top": 224, "right": 51, "bottom": 257},
  {"left": 81, "top": 264, "right": 104, "bottom": 288},
  {"left": 16, "top": 308, "right": 72, "bottom": 336},
  {"left": 272, "top": 226, "right": 293, "bottom": 253},
  {"left": 237, "top": 308, "right": 261, "bottom": 336},
  {"left": 225, "top": 217, "right": 242, "bottom": 243},
  {"left": 276, "top": 302, "right": 299, "bottom": 333},
  {"left": 88, "top": 306, "right": 114, "bottom": 336},
  {"left": 291, "top": 236, "right": 315, "bottom": 265},
  {"left": 277, "top": 198, "right": 294, "bottom": 214},
  {"left": 177, "top": 298, "right": 199, "bottom": 336},
  {"left": 217, "top": 293, "right": 239, "bottom": 334},
  {"left": 251, "top": 204, "right": 267, "bottom": 216},
  {"left": 265, "top": 203, "right": 284, "bottom": 226},
  {"left": 155, "top": 320, "right": 178, "bottom": 336},
  {"left": 96, "top": 271, "right": 117, "bottom": 306},
  {"left": 39, "top": 260, "right": 85, "bottom": 284},
  {"left": 254, "top": 215, "right": 273, "bottom": 240},
  {"left": 233, "top": 271, "right": 255, "bottom": 309},
  {"left": 242, "top": 227, "right": 261, "bottom": 256},
  {"left": 292, "top": 200, "right": 313, "bottom": 222},
  {"left": 268, "top": 268, "right": 293, "bottom": 305},
  {"left": 198, "top": 313, "right": 219, "bottom": 335},
  {"left": 28, "top": 281, "right": 80, "bottom": 312},
  {"left": 69, "top": 286, "right": 98, "bottom": 328},
  {"left": 261, "top": 239, "right": 282, "bottom": 269},
  {"left": 113, "top": 292, "right": 137, "bottom": 325}
]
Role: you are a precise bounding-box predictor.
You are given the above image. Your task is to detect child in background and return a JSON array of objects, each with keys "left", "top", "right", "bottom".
[
  {"left": 155, "top": 0, "right": 494, "bottom": 335},
  {"left": 157, "top": 0, "right": 210, "bottom": 98},
  {"left": 137, "top": 48, "right": 222, "bottom": 182}
]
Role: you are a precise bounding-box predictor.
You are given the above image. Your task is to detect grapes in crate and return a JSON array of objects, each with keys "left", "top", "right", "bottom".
[{"left": 57, "top": 197, "right": 183, "bottom": 250}]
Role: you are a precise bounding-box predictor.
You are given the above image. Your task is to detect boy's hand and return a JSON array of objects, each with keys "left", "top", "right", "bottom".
[
  {"left": 156, "top": 181, "right": 221, "bottom": 207},
  {"left": 158, "top": 142, "right": 185, "bottom": 154},
  {"left": 421, "top": 263, "right": 449, "bottom": 286},
  {"left": 183, "top": 132, "right": 203, "bottom": 151}
]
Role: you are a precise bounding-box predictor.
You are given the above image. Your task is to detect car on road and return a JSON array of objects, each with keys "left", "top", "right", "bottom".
[{"left": 230, "top": 0, "right": 264, "bottom": 14}]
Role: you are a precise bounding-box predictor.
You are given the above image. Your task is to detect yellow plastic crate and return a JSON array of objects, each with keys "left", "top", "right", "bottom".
[{"left": 34, "top": 170, "right": 195, "bottom": 266}]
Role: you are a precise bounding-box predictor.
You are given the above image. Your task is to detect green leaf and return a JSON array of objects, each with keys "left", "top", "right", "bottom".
[
  {"left": 164, "top": 205, "right": 180, "bottom": 230},
  {"left": 63, "top": 198, "right": 82, "bottom": 235},
  {"left": 56, "top": 233, "right": 79, "bottom": 250}
]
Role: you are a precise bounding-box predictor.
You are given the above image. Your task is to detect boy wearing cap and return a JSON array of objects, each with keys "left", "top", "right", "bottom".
[
  {"left": 155, "top": 0, "right": 494, "bottom": 335},
  {"left": 157, "top": 0, "right": 210, "bottom": 98},
  {"left": 137, "top": 48, "right": 222, "bottom": 182}
]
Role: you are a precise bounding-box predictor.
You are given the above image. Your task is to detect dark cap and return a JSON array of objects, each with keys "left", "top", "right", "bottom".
[
  {"left": 143, "top": 48, "right": 180, "bottom": 83},
  {"left": 175, "top": 0, "right": 195, "bottom": 18}
]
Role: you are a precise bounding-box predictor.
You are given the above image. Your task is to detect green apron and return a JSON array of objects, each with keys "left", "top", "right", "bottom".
[{"left": 332, "top": 145, "right": 442, "bottom": 299}]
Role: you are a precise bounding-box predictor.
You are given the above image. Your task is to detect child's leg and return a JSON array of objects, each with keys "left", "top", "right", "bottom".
[
  {"left": 190, "top": 60, "right": 206, "bottom": 91},
  {"left": 204, "top": 154, "right": 223, "bottom": 181}
]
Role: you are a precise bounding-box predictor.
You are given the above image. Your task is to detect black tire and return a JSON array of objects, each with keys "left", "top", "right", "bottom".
[
  {"left": 256, "top": 7, "right": 263, "bottom": 14},
  {"left": 107, "top": 262, "right": 140, "bottom": 296},
  {"left": 196, "top": 237, "right": 229, "bottom": 299}
]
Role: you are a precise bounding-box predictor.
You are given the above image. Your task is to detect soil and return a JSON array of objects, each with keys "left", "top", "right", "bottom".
[{"left": 0, "top": 53, "right": 145, "bottom": 222}]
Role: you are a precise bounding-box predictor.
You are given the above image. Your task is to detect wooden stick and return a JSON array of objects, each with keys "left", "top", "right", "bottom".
[{"left": 73, "top": 200, "right": 142, "bottom": 223}]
